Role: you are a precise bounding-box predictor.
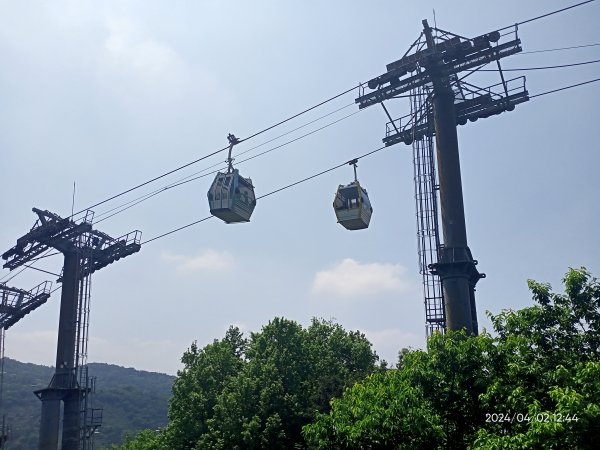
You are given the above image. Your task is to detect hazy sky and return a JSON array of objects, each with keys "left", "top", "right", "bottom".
[{"left": 1, "top": 0, "right": 599, "bottom": 375}]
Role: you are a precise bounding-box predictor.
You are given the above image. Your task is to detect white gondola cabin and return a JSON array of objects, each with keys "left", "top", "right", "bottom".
[
  {"left": 333, "top": 181, "right": 373, "bottom": 230},
  {"left": 208, "top": 169, "right": 256, "bottom": 223}
]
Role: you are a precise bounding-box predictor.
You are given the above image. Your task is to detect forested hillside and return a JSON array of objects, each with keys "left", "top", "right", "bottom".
[{"left": 0, "top": 359, "right": 174, "bottom": 449}]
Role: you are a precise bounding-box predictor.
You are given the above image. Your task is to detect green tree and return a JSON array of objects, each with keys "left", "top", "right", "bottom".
[
  {"left": 115, "top": 317, "right": 380, "bottom": 449},
  {"left": 160, "top": 326, "right": 246, "bottom": 449},
  {"left": 113, "top": 430, "right": 161, "bottom": 450},
  {"left": 473, "top": 268, "right": 600, "bottom": 449},
  {"left": 198, "top": 317, "right": 379, "bottom": 449},
  {"left": 304, "top": 330, "right": 493, "bottom": 449},
  {"left": 304, "top": 268, "right": 600, "bottom": 450}
]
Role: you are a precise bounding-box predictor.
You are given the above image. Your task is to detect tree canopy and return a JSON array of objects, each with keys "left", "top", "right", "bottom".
[
  {"left": 303, "top": 267, "right": 600, "bottom": 449},
  {"left": 117, "top": 267, "right": 600, "bottom": 449},
  {"left": 116, "top": 317, "right": 380, "bottom": 449}
]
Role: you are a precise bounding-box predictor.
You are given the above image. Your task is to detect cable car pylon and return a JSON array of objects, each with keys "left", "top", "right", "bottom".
[
  {"left": 356, "top": 19, "right": 529, "bottom": 334},
  {"left": 2, "top": 209, "right": 141, "bottom": 450}
]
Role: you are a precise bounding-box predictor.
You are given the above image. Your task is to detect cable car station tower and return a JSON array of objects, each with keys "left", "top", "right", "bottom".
[
  {"left": 356, "top": 20, "right": 529, "bottom": 334},
  {"left": 2, "top": 208, "right": 141, "bottom": 450}
]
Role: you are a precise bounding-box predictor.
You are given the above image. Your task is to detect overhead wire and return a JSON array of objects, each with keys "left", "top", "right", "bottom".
[
  {"left": 140, "top": 71, "right": 600, "bottom": 246},
  {"left": 496, "top": 0, "right": 596, "bottom": 32},
  {"left": 28, "top": 251, "right": 61, "bottom": 262},
  {"left": 141, "top": 144, "right": 389, "bottom": 245},
  {"left": 0, "top": 102, "right": 363, "bottom": 282},
  {"left": 94, "top": 107, "right": 363, "bottom": 224},
  {"left": 530, "top": 77, "right": 600, "bottom": 98},
  {"left": 65, "top": 1, "right": 599, "bottom": 222},
  {"left": 0, "top": 248, "right": 58, "bottom": 284},
  {"left": 0, "top": 266, "right": 28, "bottom": 284},
  {"left": 240, "top": 85, "right": 362, "bottom": 142},
  {"left": 518, "top": 42, "right": 600, "bottom": 54},
  {"left": 71, "top": 84, "right": 363, "bottom": 219},
  {"left": 23, "top": 265, "right": 61, "bottom": 278},
  {"left": 480, "top": 58, "right": 600, "bottom": 71},
  {"left": 93, "top": 102, "right": 358, "bottom": 223}
]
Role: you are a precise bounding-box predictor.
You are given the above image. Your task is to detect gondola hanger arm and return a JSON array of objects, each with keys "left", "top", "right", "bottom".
[{"left": 226, "top": 133, "right": 240, "bottom": 174}]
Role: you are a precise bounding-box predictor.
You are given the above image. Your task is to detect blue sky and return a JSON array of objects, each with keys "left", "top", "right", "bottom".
[{"left": 1, "top": 0, "right": 599, "bottom": 375}]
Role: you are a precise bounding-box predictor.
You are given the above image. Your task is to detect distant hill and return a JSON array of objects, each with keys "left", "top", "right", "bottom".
[{"left": 0, "top": 358, "right": 174, "bottom": 449}]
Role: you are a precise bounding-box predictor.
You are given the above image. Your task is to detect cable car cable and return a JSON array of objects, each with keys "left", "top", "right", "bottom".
[
  {"left": 518, "top": 42, "right": 600, "bottom": 55},
  {"left": 1, "top": 266, "right": 29, "bottom": 284},
  {"left": 138, "top": 73, "right": 600, "bottom": 245},
  {"left": 7, "top": 78, "right": 599, "bottom": 280},
  {"left": 93, "top": 103, "right": 357, "bottom": 222},
  {"left": 71, "top": 85, "right": 363, "bottom": 219},
  {"left": 480, "top": 58, "right": 600, "bottom": 71},
  {"left": 530, "top": 76, "right": 600, "bottom": 98},
  {"left": 238, "top": 85, "right": 362, "bottom": 143},
  {"left": 142, "top": 216, "right": 215, "bottom": 245},
  {"left": 94, "top": 109, "right": 362, "bottom": 224},
  {"left": 235, "top": 103, "right": 356, "bottom": 157},
  {"left": 0, "top": 247, "right": 56, "bottom": 283},
  {"left": 23, "top": 265, "right": 61, "bottom": 278},
  {"left": 141, "top": 144, "right": 388, "bottom": 245},
  {"left": 28, "top": 251, "right": 61, "bottom": 262},
  {"left": 235, "top": 111, "right": 361, "bottom": 166},
  {"left": 95, "top": 168, "right": 224, "bottom": 224},
  {"left": 495, "top": 0, "right": 596, "bottom": 32}
]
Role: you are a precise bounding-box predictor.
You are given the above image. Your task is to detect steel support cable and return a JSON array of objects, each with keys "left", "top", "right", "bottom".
[
  {"left": 28, "top": 251, "right": 61, "bottom": 262},
  {"left": 141, "top": 144, "right": 388, "bottom": 245},
  {"left": 23, "top": 265, "right": 61, "bottom": 278},
  {"left": 93, "top": 103, "right": 357, "bottom": 222},
  {"left": 140, "top": 76, "right": 600, "bottom": 246},
  {"left": 496, "top": 0, "right": 596, "bottom": 32},
  {"left": 233, "top": 103, "right": 356, "bottom": 158},
  {"left": 0, "top": 105, "right": 363, "bottom": 281},
  {"left": 94, "top": 169, "right": 224, "bottom": 224},
  {"left": 70, "top": 143, "right": 230, "bottom": 219},
  {"left": 518, "top": 43, "right": 600, "bottom": 54},
  {"left": 94, "top": 109, "right": 362, "bottom": 224},
  {"left": 530, "top": 77, "right": 600, "bottom": 98},
  {"left": 238, "top": 84, "right": 362, "bottom": 143},
  {"left": 0, "top": 246, "right": 55, "bottom": 282},
  {"left": 71, "top": 85, "right": 363, "bottom": 220},
  {"left": 480, "top": 58, "right": 600, "bottom": 71},
  {"left": 0, "top": 266, "right": 27, "bottom": 283},
  {"left": 0, "top": 266, "right": 28, "bottom": 283}
]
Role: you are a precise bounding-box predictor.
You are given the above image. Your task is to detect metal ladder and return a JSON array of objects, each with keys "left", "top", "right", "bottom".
[{"left": 410, "top": 85, "right": 445, "bottom": 335}]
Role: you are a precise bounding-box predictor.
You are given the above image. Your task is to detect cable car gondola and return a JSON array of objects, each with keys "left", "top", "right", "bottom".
[
  {"left": 333, "top": 159, "right": 373, "bottom": 230},
  {"left": 207, "top": 134, "right": 256, "bottom": 223}
]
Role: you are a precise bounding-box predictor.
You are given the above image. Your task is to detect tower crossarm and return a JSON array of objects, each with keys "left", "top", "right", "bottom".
[
  {"left": 56, "top": 230, "right": 143, "bottom": 282},
  {"left": 384, "top": 77, "right": 529, "bottom": 146},
  {"left": 356, "top": 25, "right": 522, "bottom": 109},
  {"left": 2, "top": 209, "right": 94, "bottom": 270},
  {"left": 0, "top": 280, "right": 52, "bottom": 330},
  {"left": 78, "top": 230, "right": 142, "bottom": 279}
]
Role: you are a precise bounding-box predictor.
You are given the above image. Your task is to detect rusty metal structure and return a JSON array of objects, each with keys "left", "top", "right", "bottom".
[
  {"left": 356, "top": 20, "right": 529, "bottom": 334},
  {"left": 2, "top": 208, "right": 141, "bottom": 450}
]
